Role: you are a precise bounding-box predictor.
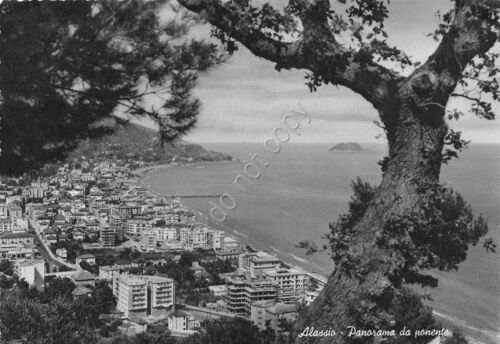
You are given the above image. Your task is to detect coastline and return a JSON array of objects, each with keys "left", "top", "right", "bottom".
[
  {"left": 132, "top": 159, "right": 238, "bottom": 178},
  {"left": 132, "top": 159, "right": 329, "bottom": 286},
  {"left": 131, "top": 156, "right": 499, "bottom": 344}
]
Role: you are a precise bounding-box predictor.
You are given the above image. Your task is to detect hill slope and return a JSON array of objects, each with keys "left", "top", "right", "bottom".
[{"left": 70, "top": 124, "right": 232, "bottom": 163}]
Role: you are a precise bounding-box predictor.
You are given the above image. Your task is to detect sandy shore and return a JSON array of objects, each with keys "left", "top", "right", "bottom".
[{"left": 132, "top": 159, "right": 238, "bottom": 177}]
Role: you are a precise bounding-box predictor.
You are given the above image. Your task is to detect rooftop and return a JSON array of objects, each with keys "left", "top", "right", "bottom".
[{"left": 73, "top": 270, "right": 95, "bottom": 281}]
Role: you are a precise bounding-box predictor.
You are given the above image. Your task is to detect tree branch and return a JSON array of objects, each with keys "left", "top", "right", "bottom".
[
  {"left": 178, "top": 0, "right": 403, "bottom": 111},
  {"left": 408, "top": 0, "right": 499, "bottom": 102}
]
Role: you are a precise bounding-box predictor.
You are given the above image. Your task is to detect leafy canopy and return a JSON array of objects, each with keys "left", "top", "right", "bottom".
[{"left": 0, "top": 0, "right": 222, "bottom": 175}]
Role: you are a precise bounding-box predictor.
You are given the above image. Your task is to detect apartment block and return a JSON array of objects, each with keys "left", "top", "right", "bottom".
[
  {"left": 264, "top": 267, "right": 309, "bottom": 303},
  {"left": 141, "top": 229, "right": 157, "bottom": 251},
  {"left": 113, "top": 274, "right": 175, "bottom": 318},
  {"left": 224, "top": 273, "right": 277, "bottom": 317},
  {"left": 100, "top": 225, "right": 116, "bottom": 247},
  {"left": 15, "top": 259, "right": 45, "bottom": 287}
]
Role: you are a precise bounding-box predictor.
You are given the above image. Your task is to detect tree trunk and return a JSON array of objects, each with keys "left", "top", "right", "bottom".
[{"left": 295, "top": 81, "right": 448, "bottom": 344}]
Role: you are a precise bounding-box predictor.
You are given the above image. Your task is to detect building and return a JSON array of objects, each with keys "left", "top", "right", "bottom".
[
  {"left": 55, "top": 248, "right": 68, "bottom": 260},
  {"left": 141, "top": 229, "right": 157, "bottom": 252},
  {"left": 168, "top": 310, "right": 189, "bottom": 331},
  {"left": 72, "top": 286, "right": 93, "bottom": 298},
  {"left": 0, "top": 232, "right": 35, "bottom": 247},
  {"left": 208, "top": 230, "right": 224, "bottom": 251},
  {"left": 215, "top": 249, "right": 244, "bottom": 262},
  {"left": 15, "top": 259, "right": 45, "bottom": 287},
  {"left": 239, "top": 252, "right": 281, "bottom": 278},
  {"left": 154, "top": 227, "right": 177, "bottom": 243},
  {"left": 8, "top": 206, "right": 22, "bottom": 220},
  {"left": 167, "top": 310, "right": 199, "bottom": 332},
  {"left": 179, "top": 226, "right": 210, "bottom": 249},
  {"left": 99, "top": 265, "right": 121, "bottom": 282},
  {"left": 126, "top": 218, "right": 152, "bottom": 236},
  {"left": 100, "top": 225, "right": 116, "bottom": 247},
  {"left": 224, "top": 273, "right": 277, "bottom": 317},
  {"left": 264, "top": 267, "right": 309, "bottom": 303},
  {"left": 75, "top": 253, "right": 96, "bottom": 266},
  {"left": 0, "top": 205, "right": 8, "bottom": 219},
  {"left": 250, "top": 301, "right": 299, "bottom": 331},
  {"left": 223, "top": 236, "right": 240, "bottom": 250},
  {"left": 113, "top": 274, "right": 175, "bottom": 318},
  {"left": 208, "top": 285, "right": 228, "bottom": 297},
  {"left": 72, "top": 269, "right": 95, "bottom": 287},
  {"left": 0, "top": 219, "right": 12, "bottom": 233}
]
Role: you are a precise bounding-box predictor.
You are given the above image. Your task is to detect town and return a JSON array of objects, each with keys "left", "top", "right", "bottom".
[{"left": 0, "top": 156, "right": 326, "bottom": 341}]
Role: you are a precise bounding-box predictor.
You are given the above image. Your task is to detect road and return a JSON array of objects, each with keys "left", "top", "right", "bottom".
[{"left": 28, "top": 218, "right": 77, "bottom": 270}]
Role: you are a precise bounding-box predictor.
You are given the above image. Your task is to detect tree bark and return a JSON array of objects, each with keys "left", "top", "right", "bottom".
[{"left": 294, "top": 79, "right": 448, "bottom": 344}]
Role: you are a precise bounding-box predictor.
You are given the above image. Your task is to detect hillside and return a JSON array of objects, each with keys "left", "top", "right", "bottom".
[{"left": 70, "top": 124, "right": 232, "bottom": 164}]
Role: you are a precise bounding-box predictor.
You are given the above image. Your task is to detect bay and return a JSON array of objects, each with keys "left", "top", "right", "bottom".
[{"left": 141, "top": 142, "right": 500, "bottom": 343}]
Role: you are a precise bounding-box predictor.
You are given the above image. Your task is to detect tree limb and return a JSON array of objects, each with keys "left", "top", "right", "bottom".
[
  {"left": 408, "top": 0, "right": 499, "bottom": 102},
  {"left": 178, "top": 0, "right": 403, "bottom": 111}
]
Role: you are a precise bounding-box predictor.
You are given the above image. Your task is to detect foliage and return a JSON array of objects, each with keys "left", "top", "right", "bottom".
[
  {"left": 0, "top": 276, "right": 116, "bottom": 343},
  {"left": 0, "top": 0, "right": 222, "bottom": 175},
  {"left": 183, "top": 318, "right": 279, "bottom": 344},
  {"left": 50, "top": 240, "right": 84, "bottom": 263},
  {"left": 0, "top": 292, "right": 98, "bottom": 344},
  {"left": 324, "top": 179, "right": 490, "bottom": 288},
  {"left": 442, "top": 330, "right": 470, "bottom": 344},
  {"left": 0, "top": 259, "right": 14, "bottom": 275},
  {"left": 323, "top": 178, "right": 377, "bottom": 274},
  {"left": 379, "top": 184, "right": 489, "bottom": 288},
  {"left": 41, "top": 276, "right": 76, "bottom": 301},
  {"left": 346, "top": 287, "right": 440, "bottom": 344},
  {"left": 69, "top": 122, "right": 232, "bottom": 164}
]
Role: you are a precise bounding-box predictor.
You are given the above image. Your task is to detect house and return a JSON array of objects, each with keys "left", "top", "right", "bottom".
[
  {"left": 250, "top": 301, "right": 299, "bottom": 331},
  {"left": 72, "top": 286, "right": 93, "bottom": 298},
  {"left": 73, "top": 230, "right": 85, "bottom": 241},
  {"left": 208, "top": 285, "right": 228, "bottom": 297},
  {"left": 45, "top": 234, "right": 58, "bottom": 245},
  {"left": 117, "top": 321, "right": 147, "bottom": 336},
  {"left": 190, "top": 262, "right": 207, "bottom": 276},
  {"left": 75, "top": 253, "right": 96, "bottom": 266},
  {"left": 72, "top": 269, "right": 95, "bottom": 287},
  {"left": 168, "top": 310, "right": 199, "bottom": 331},
  {"left": 55, "top": 248, "right": 68, "bottom": 260}
]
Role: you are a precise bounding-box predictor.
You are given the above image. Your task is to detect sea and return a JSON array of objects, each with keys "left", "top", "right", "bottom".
[{"left": 139, "top": 142, "right": 500, "bottom": 344}]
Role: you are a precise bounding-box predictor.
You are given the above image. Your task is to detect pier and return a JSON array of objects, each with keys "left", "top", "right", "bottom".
[{"left": 165, "top": 194, "right": 223, "bottom": 199}]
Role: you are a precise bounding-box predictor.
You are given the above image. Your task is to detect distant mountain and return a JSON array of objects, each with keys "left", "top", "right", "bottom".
[
  {"left": 70, "top": 123, "right": 232, "bottom": 163},
  {"left": 329, "top": 142, "right": 363, "bottom": 152}
]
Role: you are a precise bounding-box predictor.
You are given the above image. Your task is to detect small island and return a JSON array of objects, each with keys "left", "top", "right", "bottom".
[{"left": 329, "top": 142, "right": 363, "bottom": 152}]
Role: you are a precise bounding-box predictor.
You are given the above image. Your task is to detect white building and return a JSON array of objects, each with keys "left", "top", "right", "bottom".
[
  {"left": 250, "top": 301, "right": 299, "bottom": 331},
  {"left": 113, "top": 274, "right": 175, "bottom": 318},
  {"left": 15, "top": 259, "right": 45, "bottom": 287},
  {"left": 208, "top": 230, "right": 224, "bottom": 251},
  {"left": 179, "top": 226, "right": 210, "bottom": 249},
  {"left": 99, "top": 265, "right": 121, "bottom": 281},
  {"left": 141, "top": 229, "right": 157, "bottom": 252},
  {"left": 154, "top": 227, "right": 177, "bottom": 242},
  {"left": 264, "top": 267, "right": 309, "bottom": 303}
]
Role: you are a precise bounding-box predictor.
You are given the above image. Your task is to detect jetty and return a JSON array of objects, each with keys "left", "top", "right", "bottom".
[{"left": 165, "top": 194, "right": 223, "bottom": 199}]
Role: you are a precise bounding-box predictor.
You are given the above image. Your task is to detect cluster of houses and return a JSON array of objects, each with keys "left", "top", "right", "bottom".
[{"left": 0, "top": 158, "right": 325, "bottom": 337}]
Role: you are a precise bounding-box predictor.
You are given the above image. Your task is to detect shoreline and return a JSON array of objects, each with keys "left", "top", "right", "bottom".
[
  {"left": 131, "top": 160, "right": 329, "bottom": 285},
  {"left": 130, "top": 159, "right": 498, "bottom": 344},
  {"left": 132, "top": 159, "right": 238, "bottom": 178}
]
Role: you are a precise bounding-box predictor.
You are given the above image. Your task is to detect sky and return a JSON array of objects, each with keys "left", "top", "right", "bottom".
[{"left": 136, "top": 0, "right": 500, "bottom": 144}]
